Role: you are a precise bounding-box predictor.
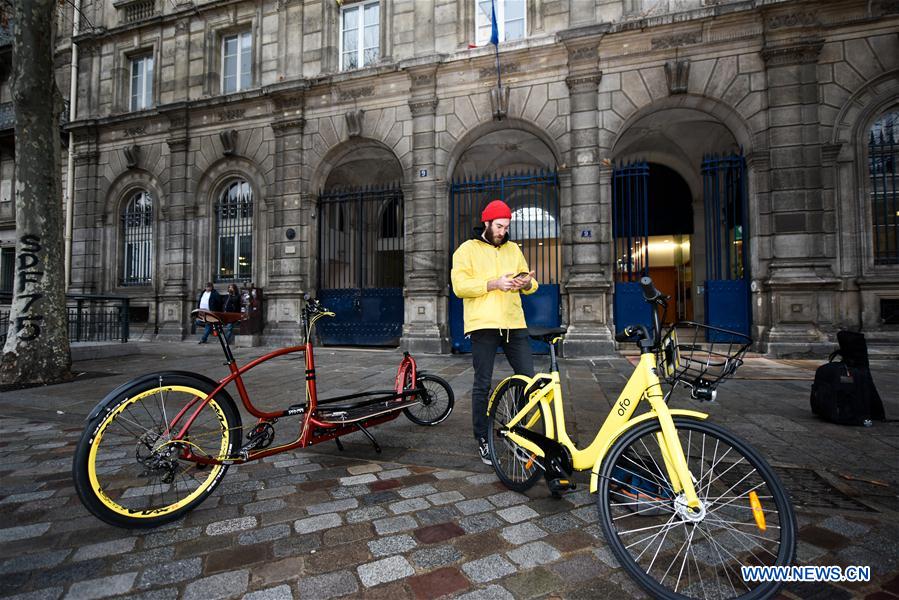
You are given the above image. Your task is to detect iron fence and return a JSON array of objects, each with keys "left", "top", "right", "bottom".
[{"left": 0, "top": 294, "right": 130, "bottom": 345}]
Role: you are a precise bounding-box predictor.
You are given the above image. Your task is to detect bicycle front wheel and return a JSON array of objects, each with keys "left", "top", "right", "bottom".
[
  {"left": 597, "top": 417, "right": 796, "bottom": 600},
  {"left": 72, "top": 374, "right": 242, "bottom": 528},
  {"left": 404, "top": 374, "right": 455, "bottom": 426},
  {"left": 487, "top": 378, "right": 547, "bottom": 492}
]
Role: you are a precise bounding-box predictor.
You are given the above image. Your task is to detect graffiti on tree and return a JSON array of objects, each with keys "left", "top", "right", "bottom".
[{"left": 15, "top": 235, "right": 44, "bottom": 341}]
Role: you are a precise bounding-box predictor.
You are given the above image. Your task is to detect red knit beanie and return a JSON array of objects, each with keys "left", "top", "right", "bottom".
[{"left": 481, "top": 200, "right": 512, "bottom": 222}]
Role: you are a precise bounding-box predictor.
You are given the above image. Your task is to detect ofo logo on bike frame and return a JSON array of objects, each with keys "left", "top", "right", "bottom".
[{"left": 742, "top": 565, "right": 870, "bottom": 583}]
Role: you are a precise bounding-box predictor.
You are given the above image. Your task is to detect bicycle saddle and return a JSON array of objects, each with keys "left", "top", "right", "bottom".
[
  {"left": 527, "top": 326, "right": 567, "bottom": 344},
  {"left": 192, "top": 309, "right": 245, "bottom": 324}
]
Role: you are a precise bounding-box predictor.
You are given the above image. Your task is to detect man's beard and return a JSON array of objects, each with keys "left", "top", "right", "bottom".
[{"left": 484, "top": 226, "right": 504, "bottom": 246}]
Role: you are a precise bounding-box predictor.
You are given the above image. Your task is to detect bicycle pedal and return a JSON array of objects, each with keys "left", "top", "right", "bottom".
[{"left": 547, "top": 478, "right": 577, "bottom": 495}]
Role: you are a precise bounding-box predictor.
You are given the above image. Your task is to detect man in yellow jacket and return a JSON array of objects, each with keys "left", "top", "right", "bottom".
[{"left": 451, "top": 199, "right": 538, "bottom": 465}]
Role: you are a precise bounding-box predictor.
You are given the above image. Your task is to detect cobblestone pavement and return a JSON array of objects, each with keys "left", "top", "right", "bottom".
[{"left": 1, "top": 342, "right": 898, "bottom": 599}]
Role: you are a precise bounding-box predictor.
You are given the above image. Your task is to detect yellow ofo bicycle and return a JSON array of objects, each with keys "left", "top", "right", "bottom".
[{"left": 486, "top": 276, "right": 796, "bottom": 600}]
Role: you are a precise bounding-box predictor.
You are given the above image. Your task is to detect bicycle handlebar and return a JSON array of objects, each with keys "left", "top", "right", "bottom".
[
  {"left": 618, "top": 276, "right": 670, "bottom": 350},
  {"left": 615, "top": 324, "right": 651, "bottom": 343},
  {"left": 640, "top": 276, "right": 668, "bottom": 307}
]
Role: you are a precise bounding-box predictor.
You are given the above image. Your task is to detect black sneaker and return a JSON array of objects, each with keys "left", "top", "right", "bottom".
[{"left": 478, "top": 437, "right": 491, "bottom": 466}]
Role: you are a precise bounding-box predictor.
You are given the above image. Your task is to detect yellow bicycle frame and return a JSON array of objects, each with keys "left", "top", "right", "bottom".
[{"left": 488, "top": 352, "right": 707, "bottom": 509}]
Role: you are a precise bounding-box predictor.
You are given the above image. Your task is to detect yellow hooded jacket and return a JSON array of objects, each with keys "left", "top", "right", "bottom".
[{"left": 451, "top": 231, "right": 539, "bottom": 334}]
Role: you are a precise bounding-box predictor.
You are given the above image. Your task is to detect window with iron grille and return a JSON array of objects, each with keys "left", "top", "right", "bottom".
[
  {"left": 121, "top": 191, "right": 153, "bottom": 285},
  {"left": 222, "top": 31, "right": 252, "bottom": 94},
  {"left": 869, "top": 109, "right": 898, "bottom": 265},
  {"left": 216, "top": 179, "right": 253, "bottom": 282},
  {"left": 340, "top": 0, "right": 379, "bottom": 71},
  {"left": 130, "top": 54, "right": 154, "bottom": 111},
  {"left": 0, "top": 246, "right": 14, "bottom": 294}
]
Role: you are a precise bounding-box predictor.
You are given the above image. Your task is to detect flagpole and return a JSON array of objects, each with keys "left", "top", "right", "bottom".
[{"left": 490, "top": 0, "right": 503, "bottom": 118}]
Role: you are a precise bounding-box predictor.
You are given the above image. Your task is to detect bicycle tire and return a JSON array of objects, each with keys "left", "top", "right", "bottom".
[
  {"left": 72, "top": 373, "right": 242, "bottom": 528},
  {"left": 596, "top": 417, "right": 797, "bottom": 600},
  {"left": 487, "top": 377, "right": 547, "bottom": 492},
  {"left": 404, "top": 373, "right": 455, "bottom": 426}
]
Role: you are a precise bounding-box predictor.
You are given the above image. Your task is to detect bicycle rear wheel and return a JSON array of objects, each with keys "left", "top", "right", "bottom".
[
  {"left": 596, "top": 417, "right": 796, "bottom": 600},
  {"left": 404, "top": 374, "right": 454, "bottom": 425},
  {"left": 487, "top": 378, "right": 546, "bottom": 492},
  {"left": 72, "top": 374, "right": 242, "bottom": 528}
]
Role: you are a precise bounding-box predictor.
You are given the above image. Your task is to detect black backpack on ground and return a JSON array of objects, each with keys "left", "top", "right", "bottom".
[{"left": 810, "top": 331, "right": 886, "bottom": 426}]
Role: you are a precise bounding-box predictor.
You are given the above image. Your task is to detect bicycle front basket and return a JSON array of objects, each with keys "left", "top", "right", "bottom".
[{"left": 658, "top": 322, "right": 752, "bottom": 390}]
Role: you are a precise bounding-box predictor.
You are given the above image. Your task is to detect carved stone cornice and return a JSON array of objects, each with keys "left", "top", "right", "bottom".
[
  {"left": 216, "top": 108, "right": 246, "bottom": 122},
  {"left": 408, "top": 67, "right": 438, "bottom": 91},
  {"left": 166, "top": 137, "right": 189, "bottom": 152},
  {"left": 338, "top": 86, "right": 375, "bottom": 102},
  {"left": 270, "top": 118, "right": 306, "bottom": 135},
  {"left": 121, "top": 125, "right": 147, "bottom": 138},
  {"left": 73, "top": 151, "right": 99, "bottom": 166},
  {"left": 481, "top": 62, "right": 520, "bottom": 80},
  {"left": 821, "top": 142, "right": 843, "bottom": 163},
  {"left": 565, "top": 72, "right": 602, "bottom": 92},
  {"left": 271, "top": 93, "right": 305, "bottom": 113},
  {"left": 652, "top": 30, "right": 701, "bottom": 50},
  {"left": 746, "top": 149, "right": 770, "bottom": 170},
  {"left": 408, "top": 99, "right": 438, "bottom": 117},
  {"left": 760, "top": 38, "right": 824, "bottom": 67},
  {"left": 764, "top": 11, "right": 820, "bottom": 31}
]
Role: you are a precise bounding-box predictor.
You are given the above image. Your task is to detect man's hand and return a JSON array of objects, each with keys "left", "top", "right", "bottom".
[
  {"left": 512, "top": 271, "right": 536, "bottom": 290},
  {"left": 487, "top": 274, "right": 520, "bottom": 292}
]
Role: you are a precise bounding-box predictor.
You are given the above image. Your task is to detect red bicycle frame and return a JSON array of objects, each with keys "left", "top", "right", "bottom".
[{"left": 171, "top": 322, "right": 419, "bottom": 466}]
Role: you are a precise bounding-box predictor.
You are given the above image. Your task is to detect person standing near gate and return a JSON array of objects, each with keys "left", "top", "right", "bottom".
[
  {"left": 451, "top": 199, "right": 537, "bottom": 465},
  {"left": 197, "top": 282, "right": 222, "bottom": 344}
]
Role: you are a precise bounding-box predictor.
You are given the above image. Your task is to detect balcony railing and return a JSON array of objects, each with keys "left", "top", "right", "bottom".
[{"left": 115, "top": 0, "right": 157, "bottom": 24}]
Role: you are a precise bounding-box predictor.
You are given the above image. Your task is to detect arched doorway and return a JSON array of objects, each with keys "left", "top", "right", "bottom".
[
  {"left": 316, "top": 142, "right": 405, "bottom": 346},
  {"left": 448, "top": 127, "right": 561, "bottom": 353},
  {"left": 612, "top": 105, "right": 750, "bottom": 338}
]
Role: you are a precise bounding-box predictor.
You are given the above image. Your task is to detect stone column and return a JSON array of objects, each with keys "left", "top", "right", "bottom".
[
  {"left": 68, "top": 121, "right": 100, "bottom": 295},
  {"left": 265, "top": 89, "right": 307, "bottom": 344},
  {"left": 760, "top": 29, "right": 838, "bottom": 356},
  {"left": 157, "top": 105, "right": 192, "bottom": 340},
  {"left": 559, "top": 31, "right": 615, "bottom": 357},
  {"left": 401, "top": 64, "right": 448, "bottom": 353}
]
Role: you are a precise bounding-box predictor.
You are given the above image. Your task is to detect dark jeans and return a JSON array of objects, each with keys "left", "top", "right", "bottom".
[
  {"left": 200, "top": 323, "right": 214, "bottom": 342},
  {"left": 470, "top": 329, "right": 534, "bottom": 440}
]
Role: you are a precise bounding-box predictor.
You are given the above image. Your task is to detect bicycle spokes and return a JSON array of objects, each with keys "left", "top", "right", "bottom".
[{"left": 599, "top": 419, "right": 795, "bottom": 599}]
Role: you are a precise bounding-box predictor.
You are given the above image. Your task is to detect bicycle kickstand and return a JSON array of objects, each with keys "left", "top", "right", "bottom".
[
  {"left": 355, "top": 423, "right": 382, "bottom": 454},
  {"left": 335, "top": 437, "right": 345, "bottom": 452}
]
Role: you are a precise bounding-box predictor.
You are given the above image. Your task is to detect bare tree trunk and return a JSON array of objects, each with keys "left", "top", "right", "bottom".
[{"left": 0, "top": 0, "right": 72, "bottom": 383}]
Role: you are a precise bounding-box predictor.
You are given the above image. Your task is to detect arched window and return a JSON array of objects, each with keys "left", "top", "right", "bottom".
[
  {"left": 121, "top": 190, "right": 153, "bottom": 285},
  {"left": 216, "top": 179, "right": 253, "bottom": 281},
  {"left": 869, "top": 109, "right": 898, "bottom": 265}
]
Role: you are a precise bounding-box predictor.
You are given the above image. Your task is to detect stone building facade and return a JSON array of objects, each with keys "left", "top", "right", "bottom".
[{"left": 7, "top": 0, "right": 895, "bottom": 356}]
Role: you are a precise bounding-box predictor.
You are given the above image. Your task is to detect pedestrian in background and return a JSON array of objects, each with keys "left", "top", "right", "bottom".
[
  {"left": 451, "top": 199, "right": 538, "bottom": 465},
  {"left": 223, "top": 283, "right": 241, "bottom": 344},
  {"left": 196, "top": 282, "right": 222, "bottom": 344}
]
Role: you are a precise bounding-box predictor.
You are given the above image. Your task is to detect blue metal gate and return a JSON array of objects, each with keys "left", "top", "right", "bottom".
[
  {"left": 702, "top": 153, "right": 750, "bottom": 341},
  {"left": 317, "top": 183, "right": 404, "bottom": 346},
  {"left": 612, "top": 161, "right": 654, "bottom": 333},
  {"left": 448, "top": 170, "right": 561, "bottom": 354}
]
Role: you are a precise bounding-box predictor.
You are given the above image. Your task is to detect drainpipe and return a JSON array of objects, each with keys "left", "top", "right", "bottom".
[{"left": 64, "top": 0, "right": 81, "bottom": 290}]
